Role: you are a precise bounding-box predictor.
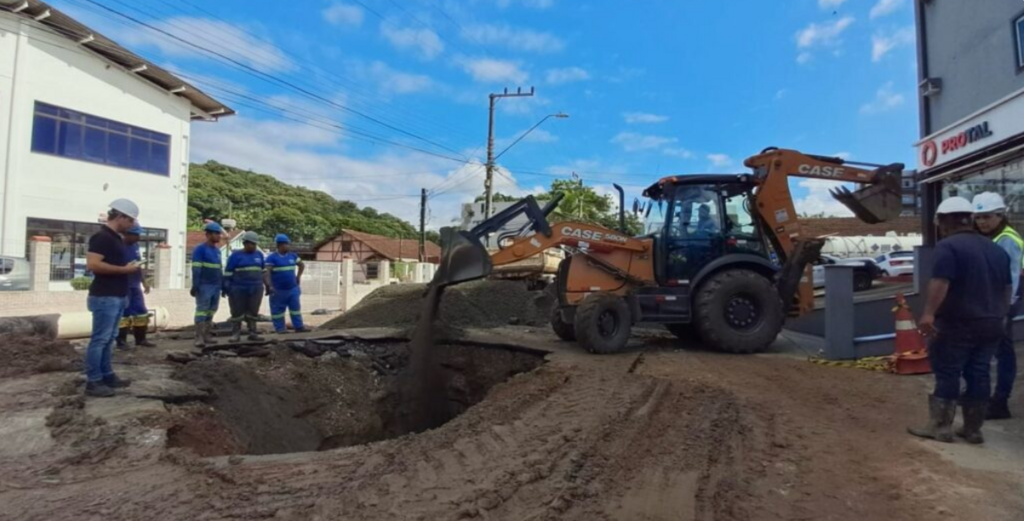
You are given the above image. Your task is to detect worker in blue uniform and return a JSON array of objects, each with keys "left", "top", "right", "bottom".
[
  {"left": 116, "top": 224, "right": 155, "bottom": 349},
  {"left": 264, "top": 234, "right": 309, "bottom": 334},
  {"left": 224, "top": 231, "right": 266, "bottom": 343},
  {"left": 191, "top": 222, "right": 225, "bottom": 347}
]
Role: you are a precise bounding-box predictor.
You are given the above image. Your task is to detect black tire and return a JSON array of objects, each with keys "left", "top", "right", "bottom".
[
  {"left": 573, "top": 293, "right": 632, "bottom": 354},
  {"left": 664, "top": 323, "right": 698, "bottom": 342},
  {"left": 550, "top": 306, "right": 576, "bottom": 341},
  {"left": 693, "top": 269, "right": 783, "bottom": 354},
  {"left": 853, "top": 271, "right": 872, "bottom": 292}
]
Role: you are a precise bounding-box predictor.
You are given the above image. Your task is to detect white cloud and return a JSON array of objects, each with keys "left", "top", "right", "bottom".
[
  {"left": 545, "top": 66, "right": 590, "bottom": 84},
  {"left": 860, "top": 82, "right": 905, "bottom": 114},
  {"left": 460, "top": 23, "right": 564, "bottom": 53},
  {"left": 870, "top": 0, "right": 904, "bottom": 19},
  {"left": 662, "top": 147, "right": 694, "bottom": 159},
  {"left": 871, "top": 27, "right": 915, "bottom": 62},
  {"left": 793, "top": 179, "right": 854, "bottom": 217},
  {"left": 818, "top": 0, "right": 847, "bottom": 8},
  {"left": 322, "top": 3, "right": 363, "bottom": 27},
  {"left": 381, "top": 25, "right": 444, "bottom": 60},
  {"left": 795, "top": 16, "right": 854, "bottom": 63},
  {"left": 796, "top": 52, "right": 813, "bottom": 64},
  {"left": 775, "top": 89, "right": 788, "bottom": 100},
  {"left": 116, "top": 17, "right": 293, "bottom": 73},
  {"left": 350, "top": 61, "right": 434, "bottom": 95},
  {"left": 496, "top": 127, "right": 558, "bottom": 151},
  {"left": 458, "top": 57, "right": 528, "bottom": 83},
  {"left": 623, "top": 112, "right": 669, "bottom": 124},
  {"left": 610, "top": 132, "right": 677, "bottom": 152},
  {"left": 707, "top": 153, "right": 734, "bottom": 168}
]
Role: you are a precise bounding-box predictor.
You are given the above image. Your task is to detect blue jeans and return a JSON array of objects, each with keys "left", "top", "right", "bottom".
[
  {"left": 269, "top": 286, "right": 303, "bottom": 331},
  {"left": 994, "top": 300, "right": 1021, "bottom": 400},
  {"left": 194, "top": 284, "right": 221, "bottom": 324},
  {"left": 929, "top": 326, "right": 1000, "bottom": 401},
  {"left": 86, "top": 296, "right": 127, "bottom": 382}
]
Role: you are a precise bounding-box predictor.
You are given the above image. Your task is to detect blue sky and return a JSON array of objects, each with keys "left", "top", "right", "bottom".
[{"left": 55, "top": 0, "right": 919, "bottom": 228}]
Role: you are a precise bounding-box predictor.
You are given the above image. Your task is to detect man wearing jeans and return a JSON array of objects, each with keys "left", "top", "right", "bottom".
[
  {"left": 909, "top": 197, "right": 1011, "bottom": 445},
  {"left": 84, "top": 199, "right": 142, "bottom": 398}
]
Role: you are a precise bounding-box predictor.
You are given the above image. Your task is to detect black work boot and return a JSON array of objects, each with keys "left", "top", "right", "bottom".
[
  {"left": 103, "top": 374, "right": 132, "bottom": 389},
  {"left": 85, "top": 381, "right": 115, "bottom": 398},
  {"left": 194, "top": 322, "right": 207, "bottom": 348},
  {"left": 246, "top": 320, "right": 264, "bottom": 342},
  {"left": 204, "top": 322, "right": 219, "bottom": 346},
  {"left": 134, "top": 326, "right": 157, "bottom": 348},
  {"left": 116, "top": 327, "right": 130, "bottom": 350},
  {"left": 956, "top": 400, "right": 988, "bottom": 444},
  {"left": 987, "top": 397, "right": 1012, "bottom": 420},
  {"left": 908, "top": 395, "right": 956, "bottom": 443},
  {"left": 229, "top": 322, "right": 242, "bottom": 343}
]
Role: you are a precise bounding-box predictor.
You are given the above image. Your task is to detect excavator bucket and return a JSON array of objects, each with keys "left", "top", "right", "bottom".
[
  {"left": 830, "top": 165, "right": 903, "bottom": 224},
  {"left": 431, "top": 227, "right": 493, "bottom": 289}
]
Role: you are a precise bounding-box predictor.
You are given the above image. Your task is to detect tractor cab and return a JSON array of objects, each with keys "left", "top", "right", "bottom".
[{"left": 641, "top": 174, "right": 770, "bottom": 286}]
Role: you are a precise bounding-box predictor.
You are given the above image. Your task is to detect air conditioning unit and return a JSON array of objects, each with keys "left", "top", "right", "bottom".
[
  {"left": 221, "top": 218, "right": 237, "bottom": 230},
  {"left": 920, "top": 78, "right": 942, "bottom": 97}
]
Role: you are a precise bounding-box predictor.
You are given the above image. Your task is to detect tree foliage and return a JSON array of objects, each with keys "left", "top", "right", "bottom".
[
  {"left": 539, "top": 180, "right": 643, "bottom": 236},
  {"left": 188, "top": 161, "right": 439, "bottom": 244}
]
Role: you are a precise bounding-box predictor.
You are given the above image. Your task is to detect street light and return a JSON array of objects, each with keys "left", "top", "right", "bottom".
[{"left": 494, "top": 112, "right": 570, "bottom": 160}]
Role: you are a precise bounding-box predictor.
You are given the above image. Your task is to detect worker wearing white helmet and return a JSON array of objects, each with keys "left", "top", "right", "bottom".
[
  {"left": 972, "top": 191, "right": 1023, "bottom": 421},
  {"left": 82, "top": 199, "right": 142, "bottom": 398},
  {"left": 909, "top": 196, "right": 1012, "bottom": 445}
]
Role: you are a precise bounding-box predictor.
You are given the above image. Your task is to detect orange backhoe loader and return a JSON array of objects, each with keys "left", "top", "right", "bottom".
[{"left": 431, "top": 148, "right": 904, "bottom": 354}]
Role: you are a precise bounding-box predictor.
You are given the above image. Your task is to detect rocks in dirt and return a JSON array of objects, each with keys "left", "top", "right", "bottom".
[
  {"left": 0, "top": 334, "right": 82, "bottom": 378},
  {"left": 287, "top": 338, "right": 401, "bottom": 375},
  {"left": 322, "top": 279, "right": 555, "bottom": 331},
  {"left": 44, "top": 395, "right": 126, "bottom": 466},
  {"left": 167, "top": 351, "right": 202, "bottom": 364}
]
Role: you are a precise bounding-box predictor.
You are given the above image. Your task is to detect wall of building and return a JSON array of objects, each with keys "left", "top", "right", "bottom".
[
  {"left": 0, "top": 14, "right": 193, "bottom": 288},
  {"left": 922, "top": 0, "right": 1024, "bottom": 130}
]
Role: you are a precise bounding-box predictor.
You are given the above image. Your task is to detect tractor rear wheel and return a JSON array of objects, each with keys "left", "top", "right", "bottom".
[
  {"left": 693, "top": 269, "right": 783, "bottom": 354},
  {"left": 550, "top": 306, "right": 576, "bottom": 341},
  {"left": 574, "top": 293, "right": 632, "bottom": 354}
]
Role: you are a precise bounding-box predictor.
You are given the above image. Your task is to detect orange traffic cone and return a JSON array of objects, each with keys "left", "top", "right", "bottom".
[{"left": 891, "top": 293, "right": 931, "bottom": 375}]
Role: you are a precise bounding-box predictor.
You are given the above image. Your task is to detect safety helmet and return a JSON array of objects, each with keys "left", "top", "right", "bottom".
[
  {"left": 109, "top": 198, "right": 139, "bottom": 219},
  {"left": 203, "top": 222, "right": 225, "bottom": 233},
  {"left": 275, "top": 233, "right": 290, "bottom": 244},
  {"left": 936, "top": 197, "right": 974, "bottom": 215},
  {"left": 971, "top": 192, "right": 1007, "bottom": 214},
  {"left": 126, "top": 223, "right": 143, "bottom": 235},
  {"left": 241, "top": 231, "right": 260, "bottom": 244}
]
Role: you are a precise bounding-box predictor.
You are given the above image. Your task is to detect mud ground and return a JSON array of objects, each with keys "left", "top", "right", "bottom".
[{"left": 0, "top": 327, "right": 1022, "bottom": 521}]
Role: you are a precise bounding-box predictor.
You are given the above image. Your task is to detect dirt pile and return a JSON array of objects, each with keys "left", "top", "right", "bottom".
[
  {"left": 0, "top": 334, "right": 81, "bottom": 378},
  {"left": 324, "top": 279, "right": 554, "bottom": 330}
]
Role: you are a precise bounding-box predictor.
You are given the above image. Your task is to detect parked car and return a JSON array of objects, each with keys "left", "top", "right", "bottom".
[
  {"left": 874, "top": 251, "right": 915, "bottom": 277},
  {"left": 812, "top": 254, "right": 880, "bottom": 292},
  {"left": 0, "top": 256, "right": 31, "bottom": 291}
]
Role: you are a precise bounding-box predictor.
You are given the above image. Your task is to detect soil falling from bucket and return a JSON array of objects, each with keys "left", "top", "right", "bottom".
[{"left": 403, "top": 284, "right": 452, "bottom": 432}]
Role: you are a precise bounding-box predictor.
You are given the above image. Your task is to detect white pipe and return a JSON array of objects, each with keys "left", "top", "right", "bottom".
[{"left": 55, "top": 307, "right": 170, "bottom": 339}]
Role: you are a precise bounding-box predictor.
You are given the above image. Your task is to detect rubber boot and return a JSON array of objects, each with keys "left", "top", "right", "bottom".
[
  {"left": 987, "top": 397, "right": 1012, "bottom": 420},
  {"left": 956, "top": 400, "right": 988, "bottom": 444},
  {"left": 85, "top": 381, "right": 115, "bottom": 398},
  {"left": 246, "top": 320, "right": 264, "bottom": 342},
  {"left": 203, "top": 321, "right": 219, "bottom": 346},
  {"left": 907, "top": 395, "right": 956, "bottom": 443},
  {"left": 194, "top": 322, "right": 207, "bottom": 348},
  {"left": 103, "top": 374, "right": 132, "bottom": 389},
  {"left": 229, "top": 322, "right": 242, "bottom": 344},
  {"left": 134, "top": 326, "right": 157, "bottom": 348},
  {"left": 116, "top": 327, "right": 130, "bottom": 350}
]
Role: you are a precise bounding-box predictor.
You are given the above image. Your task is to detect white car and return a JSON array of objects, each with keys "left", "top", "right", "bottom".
[
  {"left": 812, "top": 254, "right": 879, "bottom": 292},
  {"left": 874, "top": 251, "right": 915, "bottom": 277}
]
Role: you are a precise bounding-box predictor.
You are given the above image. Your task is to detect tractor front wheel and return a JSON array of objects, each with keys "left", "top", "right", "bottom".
[
  {"left": 693, "top": 269, "right": 783, "bottom": 354},
  {"left": 574, "top": 293, "right": 632, "bottom": 354}
]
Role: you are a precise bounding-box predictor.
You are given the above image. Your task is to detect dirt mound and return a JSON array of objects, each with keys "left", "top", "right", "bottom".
[
  {"left": 0, "top": 334, "right": 81, "bottom": 379},
  {"left": 325, "top": 279, "right": 554, "bottom": 330}
]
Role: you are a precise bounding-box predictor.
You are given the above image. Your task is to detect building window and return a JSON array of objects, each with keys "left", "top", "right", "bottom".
[
  {"left": 26, "top": 217, "right": 167, "bottom": 281},
  {"left": 365, "top": 262, "right": 379, "bottom": 279},
  {"left": 1017, "top": 13, "right": 1024, "bottom": 68},
  {"left": 941, "top": 158, "right": 1024, "bottom": 222},
  {"left": 30, "top": 102, "right": 171, "bottom": 176},
  {"left": 341, "top": 240, "right": 352, "bottom": 253}
]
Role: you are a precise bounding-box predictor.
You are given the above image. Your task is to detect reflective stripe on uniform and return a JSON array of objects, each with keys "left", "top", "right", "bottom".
[
  {"left": 223, "top": 271, "right": 233, "bottom": 276},
  {"left": 194, "top": 262, "right": 222, "bottom": 269},
  {"left": 994, "top": 227, "right": 1024, "bottom": 268},
  {"left": 195, "top": 310, "right": 211, "bottom": 317},
  {"left": 271, "top": 313, "right": 285, "bottom": 319},
  {"left": 272, "top": 266, "right": 296, "bottom": 272},
  {"left": 289, "top": 311, "right": 302, "bottom": 316},
  {"left": 236, "top": 266, "right": 263, "bottom": 272}
]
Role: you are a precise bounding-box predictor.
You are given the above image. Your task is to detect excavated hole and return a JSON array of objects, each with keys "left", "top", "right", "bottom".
[{"left": 166, "top": 340, "right": 545, "bottom": 456}]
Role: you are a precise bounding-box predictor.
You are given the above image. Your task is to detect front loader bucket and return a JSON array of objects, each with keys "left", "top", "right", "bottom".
[
  {"left": 830, "top": 165, "right": 903, "bottom": 224},
  {"left": 431, "top": 226, "right": 493, "bottom": 289}
]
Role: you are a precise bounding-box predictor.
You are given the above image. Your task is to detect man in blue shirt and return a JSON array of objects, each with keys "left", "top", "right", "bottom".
[
  {"left": 191, "top": 222, "right": 225, "bottom": 347},
  {"left": 224, "top": 231, "right": 265, "bottom": 343},
  {"left": 263, "top": 234, "right": 309, "bottom": 334},
  {"left": 909, "top": 197, "right": 1011, "bottom": 445},
  {"left": 116, "top": 224, "right": 156, "bottom": 349}
]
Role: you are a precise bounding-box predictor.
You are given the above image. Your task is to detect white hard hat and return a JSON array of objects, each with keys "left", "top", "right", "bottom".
[
  {"left": 936, "top": 196, "right": 973, "bottom": 215},
  {"left": 109, "top": 198, "right": 139, "bottom": 219},
  {"left": 971, "top": 192, "right": 1006, "bottom": 214}
]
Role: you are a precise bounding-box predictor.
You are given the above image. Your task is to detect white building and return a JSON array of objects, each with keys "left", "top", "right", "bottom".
[{"left": 0, "top": 1, "right": 233, "bottom": 288}]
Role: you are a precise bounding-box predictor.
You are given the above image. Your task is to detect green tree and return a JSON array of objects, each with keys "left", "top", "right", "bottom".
[{"left": 539, "top": 180, "right": 643, "bottom": 236}]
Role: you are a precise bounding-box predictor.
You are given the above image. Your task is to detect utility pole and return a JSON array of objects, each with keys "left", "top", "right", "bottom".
[
  {"left": 419, "top": 188, "right": 427, "bottom": 262},
  {"left": 485, "top": 86, "right": 535, "bottom": 219}
]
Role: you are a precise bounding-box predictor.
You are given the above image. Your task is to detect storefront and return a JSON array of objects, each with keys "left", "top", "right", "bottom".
[
  {"left": 915, "top": 86, "right": 1024, "bottom": 243},
  {"left": 26, "top": 217, "right": 167, "bottom": 281}
]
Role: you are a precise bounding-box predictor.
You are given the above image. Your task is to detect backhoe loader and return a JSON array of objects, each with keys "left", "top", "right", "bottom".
[{"left": 431, "top": 148, "right": 905, "bottom": 354}]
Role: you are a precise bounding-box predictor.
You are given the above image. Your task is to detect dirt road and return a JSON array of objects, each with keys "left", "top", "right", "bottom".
[{"left": 1, "top": 328, "right": 1022, "bottom": 521}]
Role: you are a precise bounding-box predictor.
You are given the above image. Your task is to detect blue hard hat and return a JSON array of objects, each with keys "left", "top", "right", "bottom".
[
  {"left": 126, "top": 223, "right": 143, "bottom": 235},
  {"left": 204, "top": 222, "right": 225, "bottom": 233},
  {"left": 275, "top": 233, "right": 290, "bottom": 244}
]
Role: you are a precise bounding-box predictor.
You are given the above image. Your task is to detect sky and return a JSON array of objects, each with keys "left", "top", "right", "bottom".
[{"left": 52, "top": 0, "right": 920, "bottom": 230}]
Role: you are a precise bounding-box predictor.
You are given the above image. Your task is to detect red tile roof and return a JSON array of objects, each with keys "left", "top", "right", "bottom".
[
  {"left": 801, "top": 216, "right": 921, "bottom": 237},
  {"left": 326, "top": 229, "right": 441, "bottom": 262}
]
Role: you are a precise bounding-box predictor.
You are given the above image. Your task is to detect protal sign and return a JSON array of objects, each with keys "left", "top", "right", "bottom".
[{"left": 920, "top": 121, "right": 994, "bottom": 168}]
